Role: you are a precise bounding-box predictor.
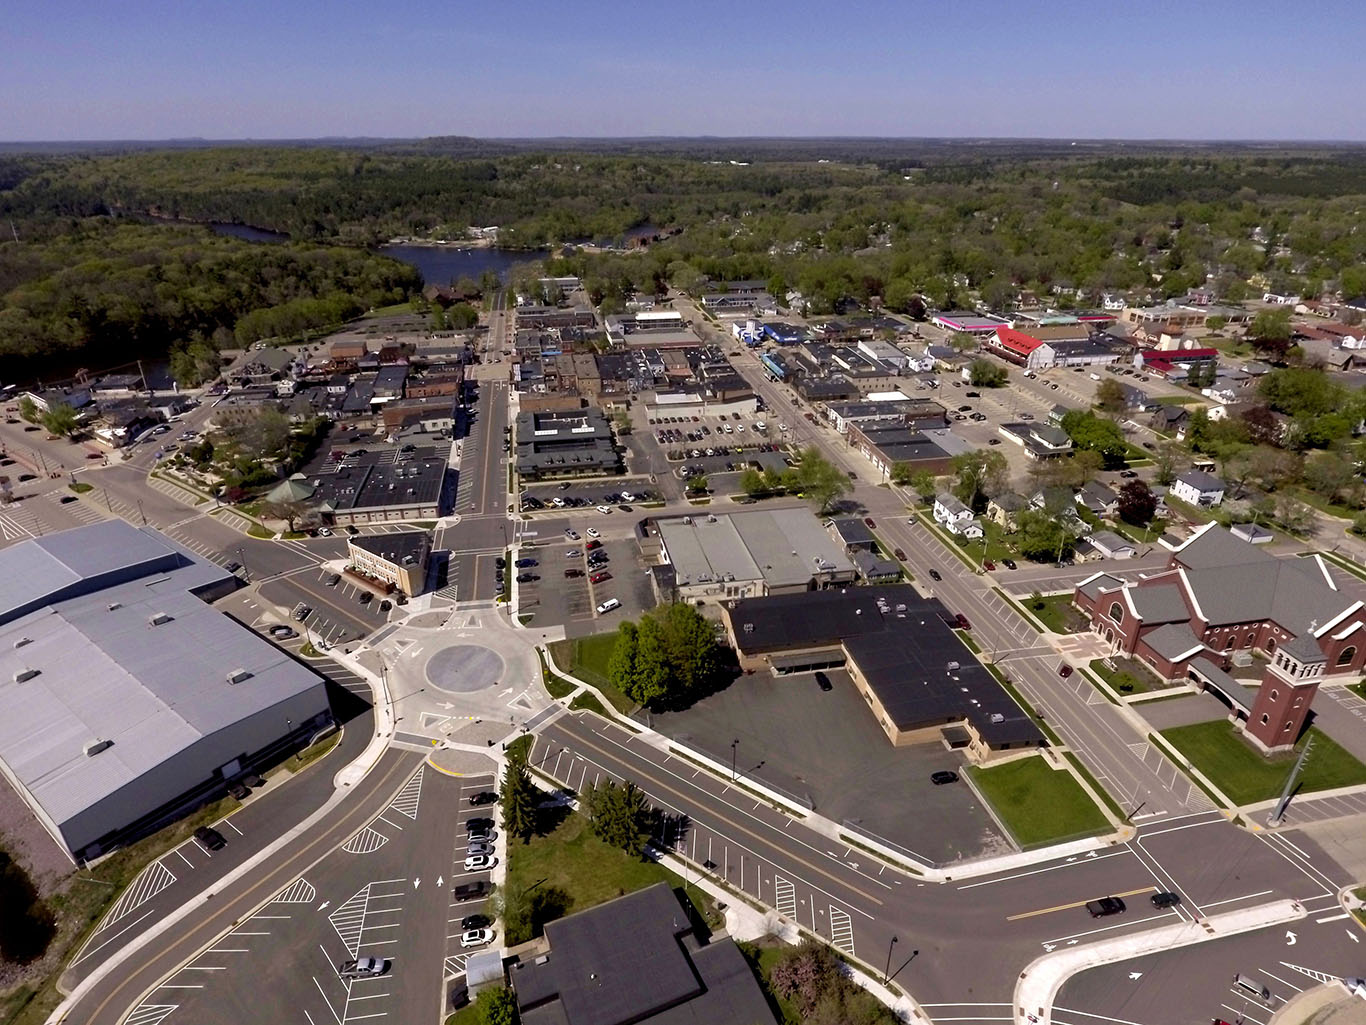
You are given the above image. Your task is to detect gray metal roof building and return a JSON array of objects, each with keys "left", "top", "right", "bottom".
[{"left": 0, "top": 522, "right": 331, "bottom": 862}]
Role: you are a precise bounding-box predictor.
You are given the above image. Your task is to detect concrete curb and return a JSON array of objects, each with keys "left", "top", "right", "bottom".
[{"left": 1014, "top": 898, "right": 1306, "bottom": 1025}]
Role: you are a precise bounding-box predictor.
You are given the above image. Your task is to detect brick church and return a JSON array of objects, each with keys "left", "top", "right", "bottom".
[{"left": 1073, "top": 524, "right": 1365, "bottom": 752}]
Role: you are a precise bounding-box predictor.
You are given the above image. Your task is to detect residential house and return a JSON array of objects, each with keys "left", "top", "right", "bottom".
[
  {"left": 987, "top": 493, "right": 1029, "bottom": 533},
  {"left": 1082, "top": 530, "right": 1136, "bottom": 560},
  {"left": 1076, "top": 481, "right": 1120, "bottom": 519},
  {"left": 1151, "top": 405, "right": 1190, "bottom": 435},
  {"left": 1171, "top": 470, "right": 1226, "bottom": 508},
  {"left": 933, "top": 493, "right": 975, "bottom": 534}
]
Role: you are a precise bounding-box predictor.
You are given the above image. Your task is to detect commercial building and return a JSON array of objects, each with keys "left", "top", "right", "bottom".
[
  {"left": 722, "top": 586, "right": 1044, "bottom": 761},
  {"left": 845, "top": 419, "right": 956, "bottom": 478},
  {"left": 510, "top": 883, "right": 775, "bottom": 1025},
  {"left": 654, "top": 508, "right": 856, "bottom": 603},
  {"left": 930, "top": 311, "right": 1010, "bottom": 334},
  {"left": 0, "top": 522, "right": 331, "bottom": 862},
  {"left": 306, "top": 445, "right": 448, "bottom": 525},
  {"left": 515, "top": 409, "right": 620, "bottom": 480},
  {"left": 347, "top": 530, "right": 431, "bottom": 597}
]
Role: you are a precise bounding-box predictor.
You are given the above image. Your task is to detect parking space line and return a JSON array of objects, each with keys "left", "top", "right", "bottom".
[{"left": 224, "top": 819, "right": 243, "bottom": 836}]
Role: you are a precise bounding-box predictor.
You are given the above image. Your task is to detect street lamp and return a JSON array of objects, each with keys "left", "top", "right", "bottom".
[
  {"left": 884, "top": 935, "right": 898, "bottom": 985},
  {"left": 730, "top": 738, "right": 739, "bottom": 781}
]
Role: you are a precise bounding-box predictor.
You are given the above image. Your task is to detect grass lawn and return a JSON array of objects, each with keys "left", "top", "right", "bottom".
[
  {"left": 1160, "top": 722, "right": 1366, "bottom": 805},
  {"left": 1112, "top": 517, "right": 1167, "bottom": 544},
  {"left": 548, "top": 633, "right": 635, "bottom": 713},
  {"left": 951, "top": 519, "right": 1016, "bottom": 565},
  {"left": 569, "top": 692, "right": 609, "bottom": 717},
  {"left": 68, "top": 481, "right": 93, "bottom": 493},
  {"left": 1090, "top": 656, "right": 1166, "bottom": 695},
  {"left": 502, "top": 811, "right": 714, "bottom": 945},
  {"left": 968, "top": 755, "right": 1111, "bottom": 848},
  {"left": 1350, "top": 681, "right": 1366, "bottom": 701},
  {"left": 1024, "top": 593, "right": 1089, "bottom": 634}
]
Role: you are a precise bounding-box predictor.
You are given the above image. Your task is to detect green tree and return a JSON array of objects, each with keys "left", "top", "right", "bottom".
[
  {"left": 950, "top": 449, "right": 1008, "bottom": 510},
  {"left": 17, "top": 397, "right": 38, "bottom": 423},
  {"left": 1248, "top": 308, "right": 1292, "bottom": 358},
  {"left": 1259, "top": 367, "right": 1344, "bottom": 418},
  {"left": 889, "top": 461, "right": 914, "bottom": 485},
  {"left": 1060, "top": 410, "right": 1128, "bottom": 468},
  {"left": 259, "top": 498, "right": 311, "bottom": 532},
  {"left": 793, "top": 446, "right": 850, "bottom": 514},
  {"left": 949, "top": 332, "right": 978, "bottom": 353},
  {"left": 1153, "top": 442, "right": 1185, "bottom": 486},
  {"left": 607, "top": 621, "right": 639, "bottom": 697},
  {"left": 225, "top": 407, "right": 292, "bottom": 460},
  {"left": 968, "top": 359, "right": 1008, "bottom": 387},
  {"left": 584, "top": 779, "right": 653, "bottom": 857},
  {"left": 449, "top": 302, "right": 479, "bottom": 329},
  {"left": 1095, "top": 377, "right": 1127, "bottom": 413},
  {"left": 40, "top": 401, "right": 80, "bottom": 438},
  {"left": 1016, "top": 508, "right": 1075, "bottom": 563},
  {"left": 500, "top": 757, "right": 538, "bottom": 844},
  {"left": 627, "top": 616, "right": 672, "bottom": 707},
  {"left": 474, "top": 985, "right": 519, "bottom": 1025},
  {"left": 739, "top": 467, "right": 768, "bottom": 497},
  {"left": 686, "top": 474, "right": 708, "bottom": 494},
  {"left": 1303, "top": 450, "right": 1357, "bottom": 505},
  {"left": 429, "top": 306, "right": 449, "bottom": 331},
  {"left": 659, "top": 602, "right": 719, "bottom": 694},
  {"left": 909, "top": 468, "right": 938, "bottom": 499}
]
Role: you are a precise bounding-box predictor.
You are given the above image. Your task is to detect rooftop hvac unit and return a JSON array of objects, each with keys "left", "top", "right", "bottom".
[
  {"left": 107, "top": 602, "right": 123, "bottom": 611},
  {"left": 149, "top": 612, "right": 173, "bottom": 627},
  {"left": 13, "top": 637, "right": 32, "bottom": 649},
  {"left": 990, "top": 713, "right": 1005, "bottom": 723},
  {"left": 226, "top": 668, "right": 253, "bottom": 686},
  {"left": 742, "top": 623, "right": 754, "bottom": 633},
  {"left": 13, "top": 668, "right": 40, "bottom": 683},
  {"left": 946, "top": 661, "right": 960, "bottom": 672},
  {"left": 84, "top": 738, "right": 113, "bottom": 757}
]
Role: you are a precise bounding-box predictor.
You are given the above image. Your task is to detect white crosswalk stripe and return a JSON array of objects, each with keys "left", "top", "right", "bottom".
[
  {"left": 342, "top": 827, "right": 389, "bottom": 855},
  {"left": 126, "top": 1005, "right": 178, "bottom": 1025},
  {"left": 328, "top": 885, "right": 371, "bottom": 957},
  {"left": 444, "top": 954, "right": 469, "bottom": 979},
  {"left": 273, "top": 878, "right": 317, "bottom": 903},
  {"left": 773, "top": 876, "right": 796, "bottom": 918},
  {"left": 828, "top": 906, "right": 855, "bottom": 955},
  {"left": 388, "top": 766, "right": 424, "bottom": 820},
  {"left": 98, "top": 860, "right": 177, "bottom": 930}
]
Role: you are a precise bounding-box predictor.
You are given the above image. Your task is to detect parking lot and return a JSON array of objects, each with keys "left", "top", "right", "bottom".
[
  {"left": 649, "top": 667, "right": 1010, "bottom": 866},
  {"left": 521, "top": 477, "right": 660, "bottom": 514},
  {"left": 259, "top": 565, "right": 394, "bottom": 649},
  {"left": 514, "top": 530, "right": 655, "bottom": 635}
]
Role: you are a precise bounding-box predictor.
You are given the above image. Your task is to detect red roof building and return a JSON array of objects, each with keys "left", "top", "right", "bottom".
[{"left": 988, "top": 326, "right": 1045, "bottom": 366}]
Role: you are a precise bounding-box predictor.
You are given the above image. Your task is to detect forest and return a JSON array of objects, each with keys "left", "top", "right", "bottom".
[{"left": 4, "top": 142, "right": 1366, "bottom": 372}]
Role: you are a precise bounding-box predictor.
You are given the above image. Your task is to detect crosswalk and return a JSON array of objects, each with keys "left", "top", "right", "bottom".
[
  {"left": 147, "top": 475, "right": 205, "bottom": 506},
  {"left": 827, "top": 906, "right": 855, "bottom": 955},
  {"left": 773, "top": 876, "right": 797, "bottom": 918},
  {"left": 212, "top": 508, "right": 256, "bottom": 534}
]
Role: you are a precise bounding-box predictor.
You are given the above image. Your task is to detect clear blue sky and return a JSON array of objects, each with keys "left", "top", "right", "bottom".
[{"left": 5, "top": 0, "right": 1365, "bottom": 141}]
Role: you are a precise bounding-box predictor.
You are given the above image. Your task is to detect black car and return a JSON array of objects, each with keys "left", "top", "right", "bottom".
[
  {"left": 453, "top": 880, "right": 491, "bottom": 902},
  {"left": 516, "top": 572, "right": 539, "bottom": 583},
  {"left": 468, "top": 791, "right": 498, "bottom": 806},
  {"left": 815, "top": 671, "right": 833, "bottom": 691},
  {"left": 60, "top": 495, "right": 78, "bottom": 504},
  {"left": 194, "top": 825, "right": 227, "bottom": 851},
  {"left": 224, "top": 561, "right": 242, "bottom": 573},
  {"left": 1150, "top": 891, "right": 1182, "bottom": 908},
  {"left": 930, "top": 770, "right": 959, "bottom": 786},
  {"left": 514, "top": 557, "right": 537, "bottom": 568},
  {"left": 227, "top": 780, "right": 250, "bottom": 801},
  {"left": 358, "top": 591, "right": 373, "bottom": 605},
  {"left": 929, "top": 569, "right": 942, "bottom": 581},
  {"left": 460, "top": 914, "right": 491, "bottom": 930},
  {"left": 1085, "top": 896, "right": 1126, "bottom": 917},
  {"left": 466, "top": 817, "right": 494, "bottom": 834},
  {"left": 495, "top": 557, "right": 506, "bottom": 569},
  {"left": 1001, "top": 558, "right": 1017, "bottom": 570}
]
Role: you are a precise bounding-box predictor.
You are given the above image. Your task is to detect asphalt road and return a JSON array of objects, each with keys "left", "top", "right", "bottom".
[{"left": 534, "top": 711, "right": 1358, "bottom": 1011}]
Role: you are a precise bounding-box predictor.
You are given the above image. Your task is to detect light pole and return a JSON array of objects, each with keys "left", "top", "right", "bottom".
[
  {"left": 884, "top": 935, "right": 898, "bottom": 985},
  {"left": 731, "top": 739, "right": 739, "bottom": 782},
  {"left": 236, "top": 545, "right": 248, "bottom": 582}
]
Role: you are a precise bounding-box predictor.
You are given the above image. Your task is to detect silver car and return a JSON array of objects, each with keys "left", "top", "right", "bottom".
[
  {"left": 467, "top": 841, "right": 494, "bottom": 856},
  {"left": 338, "top": 957, "right": 387, "bottom": 978}
]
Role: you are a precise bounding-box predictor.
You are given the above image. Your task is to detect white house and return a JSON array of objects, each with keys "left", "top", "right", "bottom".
[
  {"left": 1086, "top": 530, "right": 1137, "bottom": 560},
  {"left": 933, "top": 493, "right": 975, "bottom": 534},
  {"left": 905, "top": 350, "right": 937, "bottom": 373},
  {"left": 1171, "top": 470, "right": 1226, "bottom": 508}
]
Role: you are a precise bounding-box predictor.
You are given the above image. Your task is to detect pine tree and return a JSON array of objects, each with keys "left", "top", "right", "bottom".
[{"left": 500, "top": 758, "right": 538, "bottom": 844}]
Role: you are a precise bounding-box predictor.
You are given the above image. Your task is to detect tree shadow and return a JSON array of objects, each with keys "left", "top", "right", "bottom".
[
  {"left": 533, "top": 799, "right": 572, "bottom": 838},
  {"left": 528, "top": 885, "right": 572, "bottom": 938}
]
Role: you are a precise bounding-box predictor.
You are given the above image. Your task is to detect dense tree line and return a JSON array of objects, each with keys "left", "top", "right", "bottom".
[{"left": 0, "top": 220, "right": 419, "bottom": 368}]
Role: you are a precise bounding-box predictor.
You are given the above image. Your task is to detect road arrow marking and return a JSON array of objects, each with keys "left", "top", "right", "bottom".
[
  {"left": 437, "top": 876, "right": 444, "bottom": 887},
  {"left": 1286, "top": 930, "right": 1297, "bottom": 945},
  {"left": 414, "top": 877, "right": 421, "bottom": 889},
  {"left": 1129, "top": 972, "right": 1143, "bottom": 980},
  {"left": 317, "top": 901, "right": 330, "bottom": 911},
  {"left": 1349, "top": 930, "right": 1360, "bottom": 943}
]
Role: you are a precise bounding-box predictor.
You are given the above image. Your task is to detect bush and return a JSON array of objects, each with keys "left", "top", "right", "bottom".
[{"left": 0, "top": 848, "right": 56, "bottom": 964}]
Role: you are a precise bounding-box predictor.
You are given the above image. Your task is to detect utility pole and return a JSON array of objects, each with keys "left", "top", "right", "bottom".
[{"left": 1268, "top": 735, "right": 1314, "bottom": 827}]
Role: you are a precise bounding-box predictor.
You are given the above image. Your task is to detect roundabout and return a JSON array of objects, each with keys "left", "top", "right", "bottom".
[{"left": 424, "top": 643, "right": 506, "bottom": 693}]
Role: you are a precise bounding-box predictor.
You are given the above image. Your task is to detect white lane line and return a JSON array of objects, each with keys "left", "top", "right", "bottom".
[
  {"left": 1316, "top": 912, "right": 1350, "bottom": 923},
  {"left": 1200, "top": 889, "right": 1275, "bottom": 910}
]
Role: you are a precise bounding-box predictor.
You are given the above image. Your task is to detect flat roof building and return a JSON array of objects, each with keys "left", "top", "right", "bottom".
[
  {"left": 347, "top": 530, "right": 431, "bottom": 597},
  {"left": 515, "top": 409, "right": 621, "bottom": 480},
  {"left": 722, "top": 586, "right": 1043, "bottom": 761},
  {"left": 306, "top": 445, "right": 449, "bottom": 524},
  {"left": 654, "top": 508, "right": 856, "bottom": 603},
  {"left": 0, "top": 522, "right": 331, "bottom": 862}
]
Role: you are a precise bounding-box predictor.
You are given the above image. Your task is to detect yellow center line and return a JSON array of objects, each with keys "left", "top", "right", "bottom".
[
  {"left": 1006, "top": 886, "right": 1156, "bottom": 921},
  {"left": 561, "top": 728, "right": 884, "bottom": 907}
]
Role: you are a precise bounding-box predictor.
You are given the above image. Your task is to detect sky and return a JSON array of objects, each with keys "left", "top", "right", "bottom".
[{"left": 4, "top": 0, "right": 1366, "bottom": 142}]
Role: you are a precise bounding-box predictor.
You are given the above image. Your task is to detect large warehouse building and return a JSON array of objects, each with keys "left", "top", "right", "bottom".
[{"left": 0, "top": 521, "right": 332, "bottom": 863}]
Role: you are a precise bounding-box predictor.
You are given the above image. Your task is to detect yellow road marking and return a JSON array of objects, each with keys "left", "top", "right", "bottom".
[
  {"left": 1006, "top": 886, "right": 1156, "bottom": 921},
  {"left": 559, "top": 728, "right": 884, "bottom": 907}
]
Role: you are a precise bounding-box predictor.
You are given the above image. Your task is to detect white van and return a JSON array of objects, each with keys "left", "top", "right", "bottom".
[
  {"left": 596, "top": 598, "right": 621, "bottom": 615},
  {"left": 1089, "top": 372, "right": 1102, "bottom": 381}
]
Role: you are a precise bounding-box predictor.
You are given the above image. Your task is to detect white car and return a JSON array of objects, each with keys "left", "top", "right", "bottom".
[
  {"left": 778, "top": 423, "right": 789, "bottom": 432},
  {"left": 619, "top": 493, "right": 636, "bottom": 502},
  {"left": 552, "top": 497, "right": 566, "bottom": 507},
  {"left": 586, "top": 528, "right": 600, "bottom": 538},
  {"left": 316, "top": 527, "right": 333, "bottom": 536},
  {"left": 460, "top": 928, "right": 495, "bottom": 949},
  {"left": 467, "top": 829, "right": 497, "bottom": 844},
  {"left": 467, "top": 841, "right": 495, "bottom": 856},
  {"left": 596, "top": 505, "right": 612, "bottom": 514},
  {"left": 464, "top": 853, "right": 496, "bottom": 871},
  {"left": 736, "top": 424, "right": 745, "bottom": 433}
]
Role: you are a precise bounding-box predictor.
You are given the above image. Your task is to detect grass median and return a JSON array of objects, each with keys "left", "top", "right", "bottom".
[
  {"left": 969, "top": 755, "right": 1111, "bottom": 849},
  {"left": 548, "top": 633, "right": 636, "bottom": 714},
  {"left": 1159, "top": 722, "right": 1366, "bottom": 805}
]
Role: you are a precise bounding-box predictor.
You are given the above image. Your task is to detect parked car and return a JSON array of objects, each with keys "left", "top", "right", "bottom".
[
  {"left": 565, "top": 568, "right": 584, "bottom": 578},
  {"left": 468, "top": 791, "right": 498, "bottom": 806},
  {"left": 466, "top": 841, "right": 495, "bottom": 856},
  {"left": 194, "top": 826, "right": 226, "bottom": 851},
  {"left": 590, "top": 571, "right": 612, "bottom": 584},
  {"left": 586, "top": 527, "right": 600, "bottom": 539},
  {"left": 358, "top": 591, "right": 373, "bottom": 605},
  {"left": 815, "top": 671, "right": 833, "bottom": 692},
  {"left": 516, "top": 573, "right": 539, "bottom": 583},
  {"left": 292, "top": 603, "right": 312, "bottom": 621},
  {"left": 893, "top": 548, "right": 906, "bottom": 560},
  {"left": 1085, "top": 897, "right": 1126, "bottom": 917},
  {"left": 60, "top": 495, "right": 78, "bottom": 504},
  {"left": 269, "top": 625, "right": 298, "bottom": 639},
  {"left": 514, "top": 558, "right": 537, "bottom": 568},
  {"left": 930, "top": 770, "right": 959, "bottom": 786},
  {"left": 1001, "top": 558, "right": 1017, "bottom": 570},
  {"left": 338, "top": 957, "right": 387, "bottom": 978},
  {"left": 1150, "top": 891, "right": 1182, "bottom": 908},
  {"left": 460, "top": 914, "right": 491, "bottom": 930},
  {"left": 864, "top": 517, "right": 875, "bottom": 528},
  {"left": 1058, "top": 664, "right": 1074, "bottom": 678},
  {"left": 929, "top": 569, "right": 942, "bottom": 581},
  {"left": 954, "top": 613, "right": 971, "bottom": 630},
  {"left": 453, "top": 880, "right": 491, "bottom": 902},
  {"left": 324, "top": 573, "right": 341, "bottom": 587},
  {"left": 983, "top": 559, "right": 996, "bottom": 571},
  {"left": 464, "top": 853, "right": 497, "bottom": 872}
]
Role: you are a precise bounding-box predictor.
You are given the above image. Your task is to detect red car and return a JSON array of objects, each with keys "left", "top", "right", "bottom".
[
  {"left": 955, "top": 613, "right": 971, "bottom": 630},
  {"left": 590, "top": 571, "right": 612, "bottom": 584},
  {"left": 863, "top": 517, "right": 876, "bottom": 528},
  {"left": 585, "top": 539, "right": 602, "bottom": 550},
  {"left": 984, "top": 559, "right": 996, "bottom": 571},
  {"left": 1058, "top": 664, "right": 1073, "bottom": 678}
]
